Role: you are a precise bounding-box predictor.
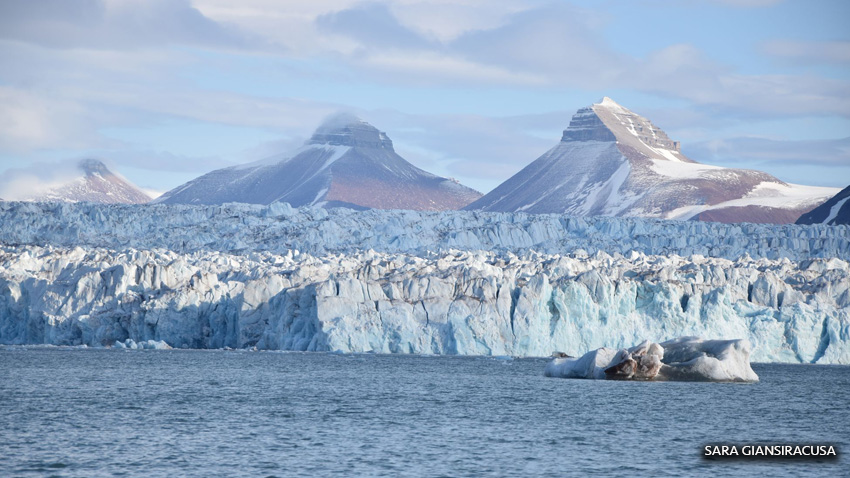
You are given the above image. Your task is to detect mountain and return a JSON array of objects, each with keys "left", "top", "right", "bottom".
[
  {"left": 155, "top": 115, "right": 482, "bottom": 210},
  {"left": 28, "top": 159, "right": 151, "bottom": 204},
  {"left": 796, "top": 185, "right": 850, "bottom": 225},
  {"left": 465, "top": 97, "right": 838, "bottom": 223}
]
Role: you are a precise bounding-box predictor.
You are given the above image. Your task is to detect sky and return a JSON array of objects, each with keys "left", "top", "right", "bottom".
[{"left": 0, "top": 0, "right": 849, "bottom": 198}]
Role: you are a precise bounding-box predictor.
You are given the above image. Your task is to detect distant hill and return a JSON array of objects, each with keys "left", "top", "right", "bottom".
[
  {"left": 155, "top": 115, "right": 481, "bottom": 211},
  {"left": 28, "top": 159, "right": 151, "bottom": 204}
]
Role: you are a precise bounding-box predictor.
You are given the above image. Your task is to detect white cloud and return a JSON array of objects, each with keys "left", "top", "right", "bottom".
[
  {"left": 0, "top": 160, "right": 86, "bottom": 200},
  {"left": 362, "top": 52, "right": 547, "bottom": 86},
  {"left": 0, "top": 0, "right": 252, "bottom": 50},
  {"left": 1, "top": 0, "right": 848, "bottom": 194},
  {"left": 0, "top": 86, "right": 109, "bottom": 152}
]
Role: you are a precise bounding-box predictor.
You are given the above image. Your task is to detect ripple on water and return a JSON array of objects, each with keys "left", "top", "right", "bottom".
[{"left": 0, "top": 350, "right": 847, "bottom": 477}]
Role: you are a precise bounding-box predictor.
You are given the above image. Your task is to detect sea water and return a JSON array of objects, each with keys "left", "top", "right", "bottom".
[{"left": 1, "top": 348, "right": 847, "bottom": 477}]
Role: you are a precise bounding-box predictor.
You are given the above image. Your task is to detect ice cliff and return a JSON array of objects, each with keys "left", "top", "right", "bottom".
[{"left": 1, "top": 242, "right": 848, "bottom": 363}]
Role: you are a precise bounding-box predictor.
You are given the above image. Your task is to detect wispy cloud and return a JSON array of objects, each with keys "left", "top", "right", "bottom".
[
  {"left": 762, "top": 40, "right": 850, "bottom": 66},
  {"left": 1, "top": 0, "right": 848, "bottom": 192}
]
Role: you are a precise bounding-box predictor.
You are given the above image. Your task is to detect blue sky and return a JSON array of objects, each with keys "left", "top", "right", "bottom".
[{"left": 0, "top": 0, "right": 848, "bottom": 197}]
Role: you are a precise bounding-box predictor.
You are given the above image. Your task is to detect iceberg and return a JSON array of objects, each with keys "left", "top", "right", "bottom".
[
  {"left": 112, "top": 339, "right": 172, "bottom": 350},
  {"left": 544, "top": 337, "right": 759, "bottom": 382}
]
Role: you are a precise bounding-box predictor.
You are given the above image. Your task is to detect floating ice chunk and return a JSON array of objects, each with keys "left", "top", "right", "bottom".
[
  {"left": 544, "top": 337, "right": 758, "bottom": 382},
  {"left": 113, "top": 339, "right": 172, "bottom": 350}
]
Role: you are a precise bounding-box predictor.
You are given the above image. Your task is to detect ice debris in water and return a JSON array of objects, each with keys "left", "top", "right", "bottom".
[{"left": 544, "top": 337, "right": 759, "bottom": 382}]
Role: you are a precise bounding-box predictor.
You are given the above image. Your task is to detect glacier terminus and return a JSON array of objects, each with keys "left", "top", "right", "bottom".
[{"left": 0, "top": 201, "right": 848, "bottom": 364}]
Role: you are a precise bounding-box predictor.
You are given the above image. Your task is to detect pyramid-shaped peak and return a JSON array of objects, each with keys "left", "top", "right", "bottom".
[
  {"left": 309, "top": 113, "right": 393, "bottom": 150},
  {"left": 78, "top": 159, "right": 111, "bottom": 176},
  {"left": 593, "top": 96, "right": 631, "bottom": 114},
  {"left": 561, "top": 98, "right": 685, "bottom": 155}
]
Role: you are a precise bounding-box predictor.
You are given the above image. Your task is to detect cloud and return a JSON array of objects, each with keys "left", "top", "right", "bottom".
[
  {"left": 0, "top": 85, "right": 112, "bottom": 152},
  {"left": 762, "top": 40, "right": 850, "bottom": 66},
  {"left": 0, "top": 0, "right": 252, "bottom": 50},
  {"left": 628, "top": 44, "right": 850, "bottom": 119},
  {"left": 683, "top": 136, "right": 850, "bottom": 187},
  {"left": 364, "top": 109, "right": 559, "bottom": 192},
  {"left": 0, "top": 159, "right": 87, "bottom": 200},
  {"left": 108, "top": 150, "right": 236, "bottom": 174},
  {"left": 686, "top": 136, "right": 850, "bottom": 167},
  {"left": 312, "top": 3, "right": 624, "bottom": 87},
  {"left": 450, "top": 4, "right": 624, "bottom": 87},
  {"left": 306, "top": 2, "right": 850, "bottom": 121},
  {"left": 316, "top": 3, "right": 433, "bottom": 50}
]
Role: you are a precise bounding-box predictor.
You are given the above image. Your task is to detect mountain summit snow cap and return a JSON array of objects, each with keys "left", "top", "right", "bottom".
[
  {"left": 595, "top": 96, "right": 621, "bottom": 107},
  {"left": 309, "top": 112, "right": 394, "bottom": 150}
]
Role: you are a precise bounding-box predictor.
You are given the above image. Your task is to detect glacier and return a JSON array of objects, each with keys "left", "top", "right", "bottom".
[
  {"left": 1, "top": 201, "right": 848, "bottom": 260},
  {"left": 0, "top": 208, "right": 848, "bottom": 362}
]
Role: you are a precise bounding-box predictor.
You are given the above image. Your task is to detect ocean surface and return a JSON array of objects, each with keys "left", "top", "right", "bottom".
[{"left": 1, "top": 348, "right": 847, "bottom": 477}]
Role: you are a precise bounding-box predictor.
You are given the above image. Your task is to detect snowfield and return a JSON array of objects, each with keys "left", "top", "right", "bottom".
[{"left": 0, "top": 201, "right": 848, "bottom": 363}]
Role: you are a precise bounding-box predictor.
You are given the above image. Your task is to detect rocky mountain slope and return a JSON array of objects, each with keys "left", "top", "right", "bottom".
[
  {"left": 155, "top": 115, "right": 481, "bottom": 210},
  {"left": 27, "top": 159, "right": 151, "bottom": 204},
  {"left": 797, "top": 185, "right": 850, "bottom": 225},
  {"left": 465, "top": 97, "right": 837, "bottom": 223}
]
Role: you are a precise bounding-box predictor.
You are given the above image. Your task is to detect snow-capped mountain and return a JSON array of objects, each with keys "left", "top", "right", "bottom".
[
  {"left": 465, "top": 97, "right": 838, "bottom": 223},
  {"left": 155, "top": 115, "right": 481, "bottom": 210},
  {"left": 28, "top": 159, "right": 151, "bottom": 204},
  {"left": 797, "top": 185, "right": 850, "bottom": 225}
]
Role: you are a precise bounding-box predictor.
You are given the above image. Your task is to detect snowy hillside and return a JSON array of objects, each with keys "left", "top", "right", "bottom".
[
  {"left": 466, "top": 97, "right": 837, "bottom": 223},
  {"left": 155, "top": 115, "right": 481, "bottom": 211},
  {"left": 27, "top": 159, "right": 151, "bottom": 204}
]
